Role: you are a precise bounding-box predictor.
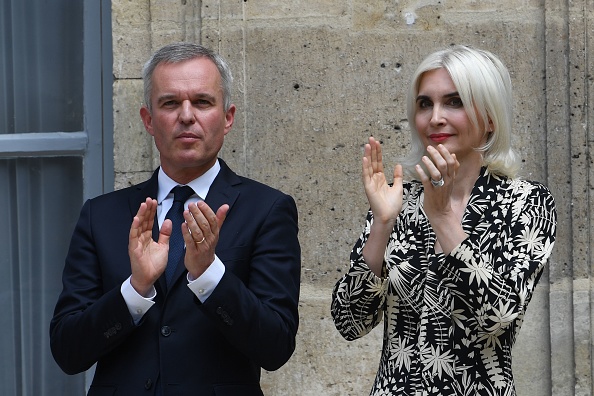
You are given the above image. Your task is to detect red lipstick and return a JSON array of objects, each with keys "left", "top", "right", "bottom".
[{"left": 429, "top": 134, "right": 451, "bottom": 143}]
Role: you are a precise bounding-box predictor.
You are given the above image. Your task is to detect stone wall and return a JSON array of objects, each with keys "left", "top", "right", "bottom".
[{"left": 112, "top": 1, "right": 594, "bottom": 395}]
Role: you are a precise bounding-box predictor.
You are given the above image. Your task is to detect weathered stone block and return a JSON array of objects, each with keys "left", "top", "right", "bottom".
[
  {"left": 149, "top": 0, "right": 202, "bottom": 48},
  {"left": 113, "top": 79, "right": 157, "bottom": 174},
  {"left": 512, "top": 275, "right": 551, "bottom": 396},
  {"left": 112, "top": 0, "right": 151, "bottom": 78},
  {"left": 261, "top": 285, "right": 382, "bottom": 395},
  {"left": 108, "top": 0, "right": 593, "bottom": 394}
]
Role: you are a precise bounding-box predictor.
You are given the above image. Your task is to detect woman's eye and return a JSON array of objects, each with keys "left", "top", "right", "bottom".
[
  {"left": 418, "top": 99, "right": 432, "bottom": 109},
  {"left": 449, "top": 97, "right": 463, "bottom": 107}
]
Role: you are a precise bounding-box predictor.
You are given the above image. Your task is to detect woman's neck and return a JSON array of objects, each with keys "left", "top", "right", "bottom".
[{"left": 450, "top": 159, "right": 482, "bottom": 203}]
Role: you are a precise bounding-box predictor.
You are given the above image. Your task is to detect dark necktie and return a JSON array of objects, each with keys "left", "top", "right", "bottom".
[{"left": 164, "top": 185, "right": 195, "bottom": 285}]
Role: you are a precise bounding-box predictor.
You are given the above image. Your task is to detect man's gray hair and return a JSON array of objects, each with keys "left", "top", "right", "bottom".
[{"left": 142, "top": 42, "right": 233, "bottom": 112}]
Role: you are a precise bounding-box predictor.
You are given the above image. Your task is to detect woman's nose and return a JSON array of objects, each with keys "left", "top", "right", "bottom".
[{"left": 429, "top": 105, "right": 446, "bottom": 126}]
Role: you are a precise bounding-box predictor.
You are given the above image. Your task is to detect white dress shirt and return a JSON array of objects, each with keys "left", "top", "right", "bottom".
[{"left": 121, "top": 161, "right": 225, "bottom": 323}]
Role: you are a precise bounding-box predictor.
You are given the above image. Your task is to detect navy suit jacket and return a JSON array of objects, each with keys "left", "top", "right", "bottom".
[{"left": 50, "top": 159, "right": 301, "bottom": 396}]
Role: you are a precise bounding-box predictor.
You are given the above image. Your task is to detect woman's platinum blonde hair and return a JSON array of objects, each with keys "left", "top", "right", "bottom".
[{"left": 401, "top": 45, "right": 520, "bottom": 179}]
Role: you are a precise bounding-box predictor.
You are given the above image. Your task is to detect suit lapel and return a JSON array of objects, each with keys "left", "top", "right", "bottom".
[
  {"left": 204, "top": 159, "right": 241, "bottom": 216},
  {"left": 128, "top": 169, "right": 160, "bottom": 219}
]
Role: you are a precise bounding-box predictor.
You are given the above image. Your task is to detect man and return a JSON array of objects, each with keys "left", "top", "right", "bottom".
[{"left": 50, "top": 42, "right": 301, "bottom": 396}]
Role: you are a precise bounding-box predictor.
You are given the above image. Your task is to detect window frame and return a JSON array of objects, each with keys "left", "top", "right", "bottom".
[
  {"left": 0, "top": 0, "right": 113, "bottom": 392},
  {"left": 0, "top": 0, "right": 114, "bottom": 199}
]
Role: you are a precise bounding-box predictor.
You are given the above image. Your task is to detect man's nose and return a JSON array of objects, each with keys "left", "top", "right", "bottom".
[{"left": 179, "top": 100, "right": 196, "bottom": 124}]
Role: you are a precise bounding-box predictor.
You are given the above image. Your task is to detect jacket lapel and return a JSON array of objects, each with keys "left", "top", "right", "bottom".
[
  {"left": 462, "top": 168, "right": 509, "bottom": 234},
  {"left": 128, "top": 168, "right": 160, "bottom": 221},
  {"left": 204, "top": 159, "right": 241, "bottom": 215}
]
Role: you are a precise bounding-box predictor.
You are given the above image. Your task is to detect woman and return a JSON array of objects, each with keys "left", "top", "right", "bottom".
[{"left": 331, "top": 45, "right": 557, "bottom": 395}]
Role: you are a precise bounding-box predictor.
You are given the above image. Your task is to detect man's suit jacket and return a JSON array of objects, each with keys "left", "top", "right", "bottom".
[{"left": 50, "top": 159, "right": 301, "bottom": 396}]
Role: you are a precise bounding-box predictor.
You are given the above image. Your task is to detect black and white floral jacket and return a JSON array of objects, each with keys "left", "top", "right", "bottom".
[{"left": 331, "top": 168, "right": 557, "bottom": 396}]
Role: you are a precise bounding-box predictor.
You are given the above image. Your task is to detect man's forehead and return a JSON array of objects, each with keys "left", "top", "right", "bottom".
[
  {"left": 154, "top": 57, "right": 219, "bottom": 76},
  {"left": 152, "top": 58, "right": 222, "bottom": 92}
]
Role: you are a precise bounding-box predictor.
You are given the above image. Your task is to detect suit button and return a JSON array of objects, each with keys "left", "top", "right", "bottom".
[
  {"left": 144, "top": 378, "right": 153, "bottom": 390},
  {"left": 160, "top": 326, "right": 171, "bottom": 337},
  {"left": 216, "top": 307, "right": 233, "bottom": 326}
]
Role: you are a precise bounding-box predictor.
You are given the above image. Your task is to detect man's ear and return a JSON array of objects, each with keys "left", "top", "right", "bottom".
[
  {"left": 223, "top": 104, "right": 236, "bottom": 136},
  {"left": 140, "top": 106, "right": 154, "bottom": 136}
]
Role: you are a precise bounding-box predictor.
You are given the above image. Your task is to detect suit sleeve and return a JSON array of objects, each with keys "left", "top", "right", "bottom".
[
  {"left": 199, "top": 193, "right": 301, "bottom": 371},
  {"left": 49, "top": 199, "right": 137, "bottom": 375}
]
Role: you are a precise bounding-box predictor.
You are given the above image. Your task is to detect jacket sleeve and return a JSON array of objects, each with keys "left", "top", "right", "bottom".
[
  {"left": 331, "top": 211, "right": 389, "bottom": 341},
  {"left": 49, "top": 199, "right": 137, "bottom": 375},
  {"left": 437, "top": 181, "right": 557, "bottom": 335},
  {"left": 198, "top": 193, "right": 301, "bottom": 371}
]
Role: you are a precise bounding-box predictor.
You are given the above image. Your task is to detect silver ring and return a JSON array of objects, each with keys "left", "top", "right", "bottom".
[
  {"left": 431, "top": 177, "right": 444, "bottom": 187},
  {"left": 195, "top": 236, "right": 206, "bottom": 244}
]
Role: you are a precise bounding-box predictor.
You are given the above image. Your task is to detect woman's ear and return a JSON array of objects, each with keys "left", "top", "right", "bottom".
[{"left": 487, "top": 117, "right": 494, "bottom": 133}]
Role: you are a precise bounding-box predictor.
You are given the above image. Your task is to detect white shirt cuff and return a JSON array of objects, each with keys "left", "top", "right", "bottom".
[
  {"left": 121, "top": 276, "right": 156, "bottom": 324},
  {"left": 187, "top": 255, "right": 225, "bottom": 302}
]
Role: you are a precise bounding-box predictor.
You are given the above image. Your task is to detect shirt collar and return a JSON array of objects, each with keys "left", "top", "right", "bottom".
[{"left": 157, "top": 160, "right": 221, "bottom": 203}]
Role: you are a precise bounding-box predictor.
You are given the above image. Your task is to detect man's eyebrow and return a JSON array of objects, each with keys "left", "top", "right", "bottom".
[
  {"left": 191, "top": 93, "right": 217, "bottom": 102},
  {"left": 156, "top": 93, "right": 177, "bottom": 103},
  {"left": 156, "top": 92, "right": 217, "bottom": 103}
]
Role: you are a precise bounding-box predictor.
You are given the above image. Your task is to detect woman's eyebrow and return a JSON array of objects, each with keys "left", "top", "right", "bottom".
[{"left": 416, "top": 91, "right": 459, "bottom": 101}]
